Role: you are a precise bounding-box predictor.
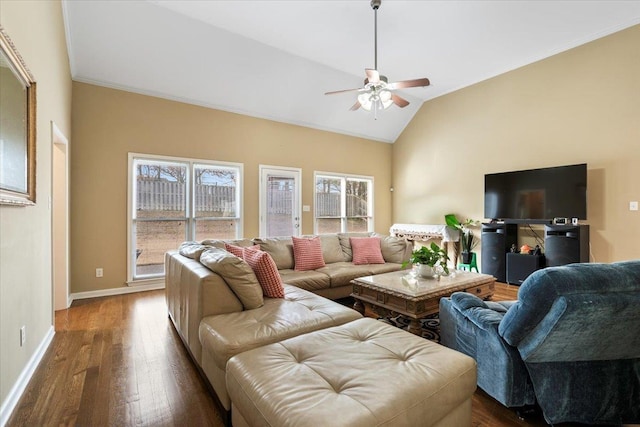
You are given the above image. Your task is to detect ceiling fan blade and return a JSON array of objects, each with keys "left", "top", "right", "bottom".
[
  {"left": 391, "top": 94, "right": 410, "bottom": 108},
  {"left": 387, "top": 78, "right": 430, "bottom": 90},
  {"left": 365, "top": 69, "right": 380, "bottom": 84},
  {"left": 349, "top": 100, "right": 362, "bottom": 111},
  {"left": 325, "top": 87, "right": 363, "bottom": 95}
]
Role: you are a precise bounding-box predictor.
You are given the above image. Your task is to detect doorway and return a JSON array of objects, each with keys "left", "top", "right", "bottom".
[
  {"left": 52, "top": 122, "right": 69, "bottom": 311},
  {"left": 259, "top": 166, "right": 301, "bottom": 237}
]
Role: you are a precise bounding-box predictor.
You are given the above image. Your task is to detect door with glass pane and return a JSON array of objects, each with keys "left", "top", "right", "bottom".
[{"left": 259, "top": 166, "right": 301, "bottom": 237}]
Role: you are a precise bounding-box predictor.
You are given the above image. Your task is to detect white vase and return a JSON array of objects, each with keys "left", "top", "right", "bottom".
[{"left": 417, "top": 264, "right": 436, "bottom": 278}]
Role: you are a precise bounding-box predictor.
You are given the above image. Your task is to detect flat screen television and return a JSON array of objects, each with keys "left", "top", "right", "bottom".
[{"left": 484, "top": 163, "right": 587, "bottom": 223}]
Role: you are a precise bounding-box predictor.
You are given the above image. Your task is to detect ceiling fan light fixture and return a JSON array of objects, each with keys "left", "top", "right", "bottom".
[
  {"left": 357, "top": 92, "right": 372, "bottom": 110},
  {"left": 324, "top": 0, "right": 430, "bottom": 113},
  {"left": 358, "top": 91, "right": 392, "bottom": 112},
  {"left": 379, "top": 89, "right": 392, "bottom": 106},
  {"left": 358, "top": 84, "right": 393, "bottom": 112}
]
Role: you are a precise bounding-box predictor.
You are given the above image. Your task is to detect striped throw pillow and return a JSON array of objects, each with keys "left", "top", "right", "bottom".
[
  {"left": 243, "top": 246, "right": 285, "bottom": 298},
  {"left": 292, "top": 236, "right": 326, "bottom": 271},
  {"left": 350, "top": 237, "right": 385, "bottom": 265}
]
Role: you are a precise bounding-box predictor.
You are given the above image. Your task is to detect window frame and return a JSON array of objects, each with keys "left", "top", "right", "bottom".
[
  {"left": 127, "top": 152, "right": 243, "bottom": 285},
  {"left": 313, "top": 171, "right": 374, "bottom": 234}
]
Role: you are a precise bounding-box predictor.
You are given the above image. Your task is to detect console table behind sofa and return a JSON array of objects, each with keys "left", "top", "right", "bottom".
[{"left": 390, "top": 223, "right": 461, "bottom": 267}]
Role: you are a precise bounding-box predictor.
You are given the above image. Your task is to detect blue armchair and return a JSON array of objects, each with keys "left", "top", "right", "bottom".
[{"left": 440, "top": 260, "right": 640, "bottom": 425}]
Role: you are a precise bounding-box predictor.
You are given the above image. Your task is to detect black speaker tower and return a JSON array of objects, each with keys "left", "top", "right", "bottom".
[
  {"left": 544, "top": 224, "right": 590, "bottom": 267},
  {"left": 481, "top": 223, "right": 518, "bottom": 283}
]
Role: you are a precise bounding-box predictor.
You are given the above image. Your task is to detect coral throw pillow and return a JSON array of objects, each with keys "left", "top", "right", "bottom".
[
  {"left": 243, "top": 246, "right": 285, "bottom": 298},
  {"left": 224, "top": 242, "right": 260, "bottom": 258},
  {"left": 350, "top": 237, "right": 385, "bottom": 265},
  {"left": 292, "top": 236, "right": 326, "bottom": 271}
]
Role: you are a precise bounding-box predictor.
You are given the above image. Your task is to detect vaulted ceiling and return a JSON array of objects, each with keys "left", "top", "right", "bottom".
[{"left": 62, "top": 1, "right": 640, "bottom": 143}]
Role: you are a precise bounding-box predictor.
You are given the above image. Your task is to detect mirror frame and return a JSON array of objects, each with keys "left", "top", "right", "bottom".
[{"left": 0, "top": 26, "right": 36, "bottom": 205}]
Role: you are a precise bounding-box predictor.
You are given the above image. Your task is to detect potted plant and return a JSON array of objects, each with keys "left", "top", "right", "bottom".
[
  {"left": 445, "top": 214, "right": 479, "bottom": 264},
  {"left": 402, "top": 242, "right": 450, "bottom": 277}
]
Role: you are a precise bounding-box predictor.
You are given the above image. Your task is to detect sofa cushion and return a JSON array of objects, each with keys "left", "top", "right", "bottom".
[
  {"left": 350, "top": 237, "right": 385, "bottom": 265},
  {"left": 337, "top": 232, "right": 372, "bottom": 261},
  {"left": 316, "top": 262, "right": 374, "bottom": 288},
  {"left": 178, "top": 241, "right": 211, "bottom": 261},
  {"left": 292, "top": 236, "right": 326, "bottom": 271},
  {"left": 366, "top": 263, "right": 403, "bottom": 275},
  {"left": 375, "top": 234, "right": 412, "bottom": 264},
  {"left": 199, "top": 248, "right": 264, "bottom": 310},
  {"left": 317, "top": 234, "right": 346, "bottom": 263},
  {"left": 278, "top": 269, "right": 331, "bottom": 292},
  {"left": 199, "top": 284, "right": 362, "bottom": 371},
  {"left": 252, "top": 237, "right": 294, "bottom": 270},
  {"left": 244, "top": 247, "right": 285, "bottom": 298}
]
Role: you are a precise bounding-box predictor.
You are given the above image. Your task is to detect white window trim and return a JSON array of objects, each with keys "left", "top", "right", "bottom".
[
  {"left": 127, "top": 152, "right": 243, "bottom": 285},
  {"left": 313, "top": 171, "right": 374, "bottom": 234}
]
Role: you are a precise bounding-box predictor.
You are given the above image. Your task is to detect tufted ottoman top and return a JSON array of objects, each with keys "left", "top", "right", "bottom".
[
  {"left": 199, "top": 285, "right": 362, "bottom": 370},
  {"left": 226, "top": 317, "right": 477, "bottom": 427}
]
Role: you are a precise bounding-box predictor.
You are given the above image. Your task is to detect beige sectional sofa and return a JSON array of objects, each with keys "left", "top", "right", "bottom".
[
  {"left": 165, "top": 233, "right": 478, "bottom": 426},
  {"left": 165, "top": 232, "right": 412, "bottom": 414},
  {"left": 251, "top": 233, "right": 413, "bottom": 299}
]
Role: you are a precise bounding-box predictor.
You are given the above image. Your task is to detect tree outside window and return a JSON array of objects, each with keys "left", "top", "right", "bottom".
[
  {"left": 129, "top": 155, "right": 242, "bottom": 282},
  {"left": 315, "top": 173, "right": 373, "bottom": 234}
]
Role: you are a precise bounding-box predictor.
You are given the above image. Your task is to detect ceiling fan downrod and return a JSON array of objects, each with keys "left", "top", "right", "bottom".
[{"left": 372, "top": 0, "right": 380, "bottom": 71}]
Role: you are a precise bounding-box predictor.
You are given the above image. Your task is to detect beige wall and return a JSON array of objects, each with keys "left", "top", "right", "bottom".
[
  {"left": 393, "top": 24, "right": 640, "bottom": 264},
  {"left": 0, "top": 0, "right": 72, "bottom": 409},
  {"left": 70, "top": 83, "right": 392, "bottom": 293}
]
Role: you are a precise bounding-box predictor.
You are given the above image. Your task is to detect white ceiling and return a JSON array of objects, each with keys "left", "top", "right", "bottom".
[{"left": 62, "top": 0, "right": 640, "bottom": 143}]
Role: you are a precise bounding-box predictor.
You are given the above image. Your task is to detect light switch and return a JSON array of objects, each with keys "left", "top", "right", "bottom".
[
  {"left": 630, "top": 201, "right": 638, "bottom": 211},
  {"left": 303, "top": 205, "right": 311, "bottom": 212}
]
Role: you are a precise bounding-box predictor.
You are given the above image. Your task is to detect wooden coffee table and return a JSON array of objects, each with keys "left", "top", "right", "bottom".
[{"left": 351, "top": 269, "right": 496, "bottom": 335}]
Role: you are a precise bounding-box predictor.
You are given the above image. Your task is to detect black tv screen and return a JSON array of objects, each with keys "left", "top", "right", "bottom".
[{"left": 484, "top": 163, "right": 587, "bottom": 223}]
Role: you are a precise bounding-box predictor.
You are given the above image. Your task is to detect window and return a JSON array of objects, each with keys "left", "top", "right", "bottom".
[
  {"left": 314, "top": 172, "right": 373, "bottom": 234},
  {"left": 128, "top": 153, "right": 242, "bottom": 284}
]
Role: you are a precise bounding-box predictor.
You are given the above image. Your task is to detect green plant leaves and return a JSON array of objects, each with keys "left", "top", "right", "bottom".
[
  {"left": 405, "top": 243, "right": 450, "bottom": 275},
  {"left": 445, "top": 213, "right": 462, "bottom": 229}
]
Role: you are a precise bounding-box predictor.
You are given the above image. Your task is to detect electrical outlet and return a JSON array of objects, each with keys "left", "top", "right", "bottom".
[
  {"left": 20, "top": 326, "right": 26, "bottom": 347},
  {"left": 96, "top": 268, "right": 103, "bottom": 278},
  {"left": 630, "top": 201, "right": 638, "bottom": 211}
]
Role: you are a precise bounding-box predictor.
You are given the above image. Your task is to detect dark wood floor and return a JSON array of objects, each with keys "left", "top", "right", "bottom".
[{"left": 4, "top": 283, "right": 603, "bottom": 426}]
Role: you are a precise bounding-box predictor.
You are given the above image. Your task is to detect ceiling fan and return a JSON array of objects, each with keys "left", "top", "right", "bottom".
[{"left": 325, "top": 0, "right": 430, "bottom": 116}]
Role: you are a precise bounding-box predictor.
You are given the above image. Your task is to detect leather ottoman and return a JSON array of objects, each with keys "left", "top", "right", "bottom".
[{"left": 226, "top": 318, "right": 477, "bottom": 427}]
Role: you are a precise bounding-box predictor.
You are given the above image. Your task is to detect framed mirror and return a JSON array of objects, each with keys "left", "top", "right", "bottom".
[{"left": 0, "top": 26, "right": 36, "bottom": 205}]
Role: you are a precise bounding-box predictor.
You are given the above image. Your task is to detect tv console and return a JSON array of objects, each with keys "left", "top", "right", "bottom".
[{"left": 481, "top": 222, "right": 590, "bottom": 284}]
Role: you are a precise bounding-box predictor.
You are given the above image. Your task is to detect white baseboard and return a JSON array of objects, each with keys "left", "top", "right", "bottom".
[
  {"left": 68, "top": 280, "right": 165, "bottom": 304},
  {"left": 0, "top": 326, "right": 55, "bottom": 427}
]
